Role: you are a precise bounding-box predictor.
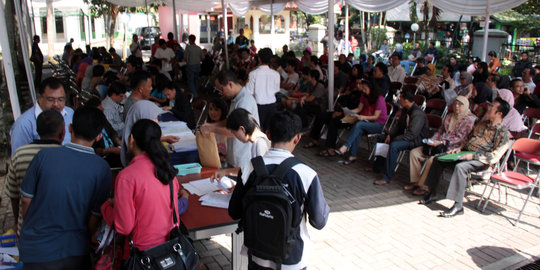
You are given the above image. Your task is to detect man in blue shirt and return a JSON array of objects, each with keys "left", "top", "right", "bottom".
[
  {"left": 19, "top": 106, "right": 111, "bottom": 268},
  {"left": 9, "top": 77, "right": 74, "bottom": 155}
]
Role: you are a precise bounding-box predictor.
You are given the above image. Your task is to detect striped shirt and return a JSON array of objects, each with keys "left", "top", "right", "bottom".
[{"left": 5, "top": 140, "right": 60, "bottom": 234}]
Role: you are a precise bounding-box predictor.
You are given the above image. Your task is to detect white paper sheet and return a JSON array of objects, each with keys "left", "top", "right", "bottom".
[
  {"left": 342, "top": 107, "right": 358, "bottom": 117},
  {"left": 199, "top": 192, "right": 232, "bottom": 209},
  {"left": 375, "top": 143, "right": 389, "bottom": 158},
  {"left": 159, "top": 121, "right": 197, "bottom": 152}
]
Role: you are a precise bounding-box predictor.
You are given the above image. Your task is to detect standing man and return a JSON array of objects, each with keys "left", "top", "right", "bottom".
[
  {"left": 6, "top": 110, "right": 65, "bottom": 235},
  {"left": 10, "top": 77, "right": 74, "bottom": 154},
  {"left": 245, "top": 48, "right": 280, "bottom": 132},
  {"left": 421, "top": 98, "right": 510, "bottom": 217},
  {"left": 512, "top": 51, "right": 532, "bottom": 78},
  {"left": 235, "top": 29, "right": 249, "bottom": 48},
  {"left": 373, "top": 89, "right": 429, "bottom": 185},
  {"left": 388, "top": 53, "right": 406, "bottom": 84},
  {"left": 130, "top": 34, "right": 143, "bottom": 59},
  {"left": 31, "top": 35, "right": 44, "bottom": 87},
  {"left": 19, "top": 106, "right": 111, "bottom": 268},
  {"left": 154, "top": 39, "right": 176, "bottom": 76},
  {"left": 243, "top": 24, "right": 252, "bottom": 40},
  {"left": 200, "top": 70, "right": 259, "bottom": 168},
  {"left": 184, "top": 35, "right": 204, "bottom": 97},
  {"left": 228, "top": 111, "right": 330, "bottom": 269}
]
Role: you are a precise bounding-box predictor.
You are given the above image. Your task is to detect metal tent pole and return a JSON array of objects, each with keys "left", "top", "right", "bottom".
[
  {"left": 172, "top": 0, "right": 178, "bottom": 40},
  {"left": 221, "top": 0, "right": 229, "bottom": 70},
  {"left": 0, "top": 0, "right": 22, "bottom": 119},
  {"left": 344, "top": 3, "right": 349, "bottom": 54},
  {"left": 481, "top": 0, "right": 491, "bottom": 62},
  {"left": 328, "top": 0, "right": 335, "bottom": 111}
]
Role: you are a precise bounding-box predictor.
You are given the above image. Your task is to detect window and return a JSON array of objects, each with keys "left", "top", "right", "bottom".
[
  {"left": 259, "top": 15, "right": 285, "bottom": 34},
  {"left": 41, "top": 15, "right": 64, "bottom": 34}
]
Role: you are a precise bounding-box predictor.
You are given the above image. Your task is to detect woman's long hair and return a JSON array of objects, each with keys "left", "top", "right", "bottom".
[
  {"left": 131, "top": 119, "right": 178, "bottom": 185},
  {"left": 363, "top": 79, "right": 381, "bottom": 105}
]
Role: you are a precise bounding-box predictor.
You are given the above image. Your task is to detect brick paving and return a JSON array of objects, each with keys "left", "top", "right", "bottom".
[{"left": 1, "top": 138, "right": 539, "bottom": 269}]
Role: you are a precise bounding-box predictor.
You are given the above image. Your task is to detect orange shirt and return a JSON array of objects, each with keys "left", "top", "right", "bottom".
[{"left": 488, "top": 58, "right": 501, "bottom": 74}]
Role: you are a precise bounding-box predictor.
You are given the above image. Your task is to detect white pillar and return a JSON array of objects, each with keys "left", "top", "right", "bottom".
[
  {"left": 344, "top": 4, "right": 349, "bottom": 54},
  {"left": 0, "top": 0, "right": 22, "bottom": 119},
  {"left": 221, "top": 0, "right": 229, "bottom": 70},
  {"left": 481, "top": 1, "right": 491, "bottom": 62},
  {"left": 327, "top": 0, "right": 335, "bottom": 111},
  {"left": 270, "top": 1, "right": 275, "bottom": 37}
]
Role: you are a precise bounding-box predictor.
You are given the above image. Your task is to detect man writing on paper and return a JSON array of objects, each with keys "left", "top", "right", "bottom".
[{"left": 420, "top": 98, "right": 510, "bottom": 218}]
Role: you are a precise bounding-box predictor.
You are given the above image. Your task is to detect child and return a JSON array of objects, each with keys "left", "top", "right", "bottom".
[
  {"left": 211, "top": 108, "right": 270, "bottom": 181},
  {"left": 249, "top": 40, "right": 257, "bottom": 56},
  {"left": 207, "top": 98, "right": 228, "bottom": 160}
]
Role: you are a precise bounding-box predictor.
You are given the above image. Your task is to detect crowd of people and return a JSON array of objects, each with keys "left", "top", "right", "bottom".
[{"left": 7, "top": 29, "right": 540, "bottom": 268}]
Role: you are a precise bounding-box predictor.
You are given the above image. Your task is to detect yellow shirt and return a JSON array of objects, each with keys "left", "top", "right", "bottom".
[{"left": 244, "top": 28, "right": 252, "bottom": 39}]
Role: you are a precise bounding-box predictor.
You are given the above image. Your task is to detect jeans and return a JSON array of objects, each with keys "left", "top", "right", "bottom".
[
  {"left": 383, "top": 140, "right": 411, "bottom": 181},
  {"left": 344, "top": 121, "right": 383, "bottom": 157},
  {"left": 186, "top": 64, "right": 201, "bottom": 97},
  {"left": 400, "top": 60, "right": 415, "bottom": 74}
]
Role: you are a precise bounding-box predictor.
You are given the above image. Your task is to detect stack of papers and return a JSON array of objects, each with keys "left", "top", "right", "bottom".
[
  {"left": 199, "top": 192, "right": 232, "bottom": 209},
  {"left": 159, "top": 121, "right": 197, "bottom": 152},
  {"left": 182, "top": 177, "right": 236, "bottom": 196}
]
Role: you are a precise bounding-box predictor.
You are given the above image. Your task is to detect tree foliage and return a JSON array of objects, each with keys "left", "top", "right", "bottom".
[{"left": 512, "top": 0, "right": 540, "bottom": 15}]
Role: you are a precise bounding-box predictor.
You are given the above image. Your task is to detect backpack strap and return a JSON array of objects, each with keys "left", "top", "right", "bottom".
[{"left": 271, "top": 157, "right": 301, "bottom": 180}]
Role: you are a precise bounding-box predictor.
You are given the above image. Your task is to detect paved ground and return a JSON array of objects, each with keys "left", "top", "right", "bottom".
[
  {"left": 0, "top": 138, "right": 539, "bottom": 269},
  {"left": 183, "top": 139, "right": 540, "bottom": 270}
]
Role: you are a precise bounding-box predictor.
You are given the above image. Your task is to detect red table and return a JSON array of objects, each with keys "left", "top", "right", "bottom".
[{"left": 177, "top": 167, "right": 247, "bottom": 269}]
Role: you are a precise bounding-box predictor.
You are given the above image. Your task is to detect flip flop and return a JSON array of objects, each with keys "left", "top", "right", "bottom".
[
  {"left": 373, "top": 180, "right": 390, "bottom": 185},
  {"left": 342, "top": 158, "right": 357, "bottom": 165},
  {"left": 317, "top": 150, "right": 329, "bottom": 157},
  {"left": 303, "top": 142, "right": 319, "bottom": 148}
]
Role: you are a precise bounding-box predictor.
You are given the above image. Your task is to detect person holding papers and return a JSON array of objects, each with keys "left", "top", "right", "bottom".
[
  {"left": 161, "top": 81, "right": 196, "bottom": 129},
  {"left": 334, "top": 79, "right": 387, "bottom": 164},
  {"left": 371, "top": 89, "right": 429, "bottom": 185},
  {"left": 101, "top": 119, "right": 188, "bottom": 260},
  {"left": 420, "top": 98, "right": 510, "bottom": 218}
]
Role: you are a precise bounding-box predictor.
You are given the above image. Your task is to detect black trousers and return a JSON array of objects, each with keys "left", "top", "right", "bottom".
[
  {"left": 23, "top": 255, "right": 90, "bottom": 270},
  {"left": 257, "top": 103, "right": 277, "bottom": 132},
  {"left": 33, "top": 61, "right": 43, "bottom": 88}
]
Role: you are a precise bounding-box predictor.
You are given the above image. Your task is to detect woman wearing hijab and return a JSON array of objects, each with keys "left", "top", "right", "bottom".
[
  {"left": 445, "top": 71, "right": 473, "bottom": 105},
  {"left": 417, "top": 64, "right": 441, "bottom": 98},
  {"left": 405, "top": 96, "right": 477, "bottom": 195},
  {"left": 121, "top": 100, "right": 179, "bottom": 166},
  {"left": 495, "top": 89, "right": 527, "bottom": 138}
]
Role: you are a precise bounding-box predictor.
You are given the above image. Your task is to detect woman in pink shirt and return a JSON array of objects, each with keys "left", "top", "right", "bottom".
[{"left": 101, "top": 119, "right": 188, "bottom": 258}]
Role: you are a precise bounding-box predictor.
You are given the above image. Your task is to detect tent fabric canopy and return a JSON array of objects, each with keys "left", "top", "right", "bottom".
[{"left": 429, "top": 0, "right": 527, "bottom": 16}]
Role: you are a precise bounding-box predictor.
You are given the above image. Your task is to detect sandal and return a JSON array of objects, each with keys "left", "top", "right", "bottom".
[
  {"left": 412, "top": 187, "right": 429, "bottom": 196},
  {"left": 342, "top": 158, "right": 357, "bottom": 165},
  {"left": 327, "top": 149, "right": 337, "bottom": 157},
  {"left": 403, "top": 184, "right": 418, "bottom": 191},
  {"left": 317, "top": 150, "right": 329, "bottom": 157},
  {"left": 303, "top": 141, "right": 319, "bottom": 148},
  {"left": 364, "top": 167, "right": 375, "bottom": 172},
  {"left": 373, "top": 180, "right": 391, "bottom": 185}
]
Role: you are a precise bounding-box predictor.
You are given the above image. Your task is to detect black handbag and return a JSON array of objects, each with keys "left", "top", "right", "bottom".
[
  {"left": 422, "top": 143, "right": 448, "bottom": 156},
  {"left": 123, "top": 182, "right": 199, "bottom": 270}
]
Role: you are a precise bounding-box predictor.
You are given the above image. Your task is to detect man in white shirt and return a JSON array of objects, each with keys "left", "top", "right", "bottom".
[
  {"left": 245, "top": 48, "right": 280, "bottom": 131},
  {"left": 522, "top": 67, "right": 536, "bottom": 91},
  {"left": 153, "top": 39, "right": 175, "bottom": 74},
  {"left": 388, "top": 53, "right": 405, "bottom": 84},
  {"left": 280, "top": 60, "right": 299, "bottom": 95},
  {"left": 129, "top": 34, "right": 142, "bottom": 59}
]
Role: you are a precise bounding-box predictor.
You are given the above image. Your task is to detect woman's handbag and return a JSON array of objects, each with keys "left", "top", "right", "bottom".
[
  {"left": 422, "top": 143, "right": 448, "bottom": 156},
  {"left": 123, "top": 182, "right": 199, "bottom": 270}
]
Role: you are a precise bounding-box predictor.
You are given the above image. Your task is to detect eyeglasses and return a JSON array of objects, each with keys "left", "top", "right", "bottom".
[{"left": 41, "top": 96, "right": 66, "bottom": 103}]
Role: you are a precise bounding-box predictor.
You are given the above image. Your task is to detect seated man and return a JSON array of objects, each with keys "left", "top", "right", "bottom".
[
  {"left": 162, "top": 81, "right": 196, "bottom": 129},
  {"left": 373, "top": 89, "right": 430, "bottom": 185},
  {"left": 420, "top": 98, "right": 511, "bottom": 217},
  {"left": 6, "top": 110, "right": 65, "bottom": 235},
  {"left": 9, "top": 77, "right": 73, "bottom": 154},
  {"left": 388, "top": 53, "right": 406, "bottom": 84},
  {"left": 511, "top": 78, "right": 540, "bottom": 114},
  {"left": 102, "top": 82, "right": 127, "bottom": 137},
  {"left": 19, "top": 106, "right": 111, "bottom": 268}
]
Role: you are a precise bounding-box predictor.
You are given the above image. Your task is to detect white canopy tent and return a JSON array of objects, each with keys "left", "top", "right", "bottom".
[{"left": 2, "top": 0, "right": 528, "bottom": 121}]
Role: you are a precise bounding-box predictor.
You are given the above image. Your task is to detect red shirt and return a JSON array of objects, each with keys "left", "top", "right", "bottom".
[
  {"left": 101, "top": 154, "right": 179, "bottom": 252},
  {"left": 151, "top": 43, "right": 160, "bottom": 58}
]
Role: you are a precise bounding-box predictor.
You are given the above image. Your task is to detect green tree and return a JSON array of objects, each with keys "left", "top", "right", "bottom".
[
  {"left": 83, "top": 0, "right": 119, "bottom": 48},
  {"left": 513, "top": 0, "right": 540, "bottom": 15}
]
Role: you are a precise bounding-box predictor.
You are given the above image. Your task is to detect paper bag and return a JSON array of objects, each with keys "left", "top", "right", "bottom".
[
  {"left": 195, "top": 131, "right": 222, "bottom": 168},
  {"left": 374, "top": 143, "right": 389, "bottom": 158},
  {"left": 341, "top": 114, "right": 358, "bottom": 124}
]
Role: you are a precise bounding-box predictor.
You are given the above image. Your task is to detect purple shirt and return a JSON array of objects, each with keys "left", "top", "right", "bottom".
[{"left": 360, "top": 95, "right": 388, "bottom": 125}]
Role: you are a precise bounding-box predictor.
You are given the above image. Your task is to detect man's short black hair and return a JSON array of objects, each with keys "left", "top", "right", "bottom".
[
  {"left": 488, "top": 51, "right": 497, "bottom": 57},
  {"left": 269, "top": 111, "right": 301, "bottom": 143},
  {"left": 445, "top": 64, "right": 454, "bottom": 74},
  {"left": 216, "top": 70, "right": 239, "bottom": 86},
  {"left": 309, "top": 69, "right": 320, "bottom": 80},
  {"left": 430, "top": 41, "right": 435, "bottom": 46},
  {"left": 159, "top": 39, "right": 166, "bottom": 46},
  {"left": 188, "top": 35, "right": 196, "bottom": 42},
  {"left": 375, "top": 62, "right": 388, "bottom": 75},
  {"left": 126, "top": 55, "right": 142, "bottom": 69},
  {"left": 521, "top": 51, "right": 529, "bottom": 56},
  {"left": 72, "top": 106, "right": 106, "bottom": 141},
  {"left": 84, "top": 97, "right": 102, "bottom": 108},
  {"left": 131, "top": 70, "right": 151, "bottom": 89},
  {"left": 525, "top": 67, "right": 536, "bottom": 76},
  {"left": 258, "top": 48, "right": 273, "bottom": 64},
  {"left": 36, "top": 109, "right": 64, "bottom": 137},
  {"left": 391, "top": 52, "right": 402, "bottom": 60},
  {"left": 93, "top": 65, "right": 105, "bottom": 77},
  {"left": 494, "top": 97, "right": 510, "bottom": 118},
  {"left": 401, "top": 88, "right": 415, "bottom": 102},
  {"left": 226, "top": 108, "right": 259, "bottom": 135},
  {"left": 108, "top": 82, "right": 126, "bottom": 97},
  {"left": 286, "top": 59, "right": 297, "bottom": 68},
  {"left": 39, "top": 77, "right": 65, "bottom": 95},
  {"left": 510, "top": 78, "right": 523, "bottom": 89},
  {"left": 167, "top": 32, "right": 174, "bottom": 39}
]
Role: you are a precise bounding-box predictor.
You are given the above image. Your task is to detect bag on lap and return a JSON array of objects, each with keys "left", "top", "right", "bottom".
[{"left": 239, "top": 156, "right": 302, "bottom": 269}]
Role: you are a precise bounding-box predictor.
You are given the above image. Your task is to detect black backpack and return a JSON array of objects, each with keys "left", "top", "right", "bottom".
[{"left": 239, "top": 156, "right": 301, "bottom": 268}]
